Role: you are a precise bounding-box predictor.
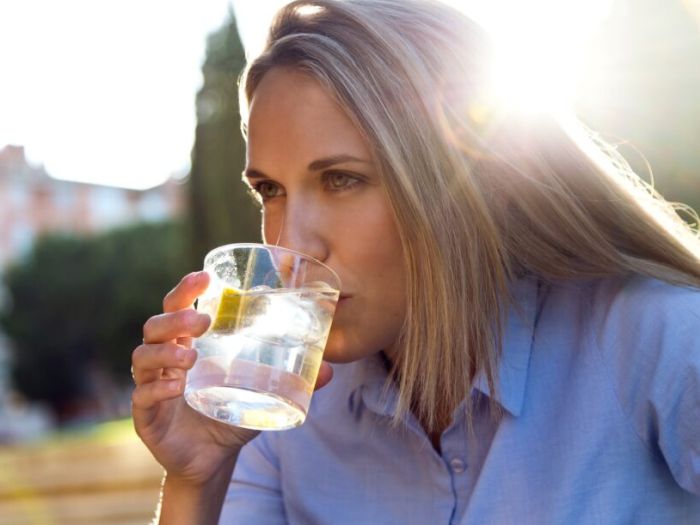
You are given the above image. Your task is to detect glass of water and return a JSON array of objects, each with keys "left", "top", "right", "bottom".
[{"left": 184, "top": 243, "right": 341, "bottom": 430}]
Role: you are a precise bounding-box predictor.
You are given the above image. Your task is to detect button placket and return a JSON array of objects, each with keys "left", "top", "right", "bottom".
[{"left": 449, "top": 457, "right": 466, "bottom": 474}]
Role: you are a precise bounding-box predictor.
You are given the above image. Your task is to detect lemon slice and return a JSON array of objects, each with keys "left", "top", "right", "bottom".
[{"left": 211, "top": 287, "right": 246, "bottom": 332}]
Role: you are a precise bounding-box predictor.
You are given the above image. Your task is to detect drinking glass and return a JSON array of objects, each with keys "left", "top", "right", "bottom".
[{"left": 184, "top": 243, "right": 341, "bottom": 430}]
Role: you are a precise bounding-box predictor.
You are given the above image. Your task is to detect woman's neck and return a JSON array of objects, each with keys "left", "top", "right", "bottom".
[{"left": 381, "top": 349, "right": 454, "bottom": 448}]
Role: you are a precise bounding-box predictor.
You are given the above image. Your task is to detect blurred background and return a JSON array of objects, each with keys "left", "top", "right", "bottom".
[{"left": 0, "top": 0, "right": 699, "bottom": 523}]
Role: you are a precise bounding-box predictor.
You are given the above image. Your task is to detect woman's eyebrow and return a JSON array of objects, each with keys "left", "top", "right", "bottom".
[
  {"left": 242, "top": 168, "right": 266, "bottom": 181},
  {"left": 243, "top": 155, "right": 373, "bottom": 181},
  {"left": 307, "top": 154, "right": 372, "bottom": 171}
]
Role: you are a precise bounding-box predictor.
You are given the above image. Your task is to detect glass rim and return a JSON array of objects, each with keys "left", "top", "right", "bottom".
[{"left": 203, "top": 242, "right": 341, "bottom": 290}]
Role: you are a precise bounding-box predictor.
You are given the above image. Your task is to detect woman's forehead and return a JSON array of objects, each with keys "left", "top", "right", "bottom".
[
  {"left": 249, "top": 68, "right": 327, "bottom": 115},
  {"left": 247, "top": 69, "right": 371, "bottom": 167}
]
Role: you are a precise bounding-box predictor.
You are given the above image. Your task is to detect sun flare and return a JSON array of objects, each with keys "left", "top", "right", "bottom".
[{"left": 447, "top": 0, "right": 613, "bottom": 116}]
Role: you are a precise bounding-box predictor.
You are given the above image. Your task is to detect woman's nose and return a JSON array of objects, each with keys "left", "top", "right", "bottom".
[{"left": 268, "top": 199, "right": 329, "bottom": 263}]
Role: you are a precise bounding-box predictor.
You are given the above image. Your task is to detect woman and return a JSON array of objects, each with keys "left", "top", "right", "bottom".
[{"left": 131, "top": 1, "right": 700, "bottom": 523}]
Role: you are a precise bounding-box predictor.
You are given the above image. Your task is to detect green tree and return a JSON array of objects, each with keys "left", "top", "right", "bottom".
[
  {"left": 0, "top": 221, "right": 189, "bottom": 422},
  {"left": 188, "top": 9, "right": 261, "bottom": 269}
]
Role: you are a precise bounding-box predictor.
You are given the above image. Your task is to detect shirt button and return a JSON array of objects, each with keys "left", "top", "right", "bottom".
[{"left": 449, "top": 458, "right": 466, "bottom": 474}]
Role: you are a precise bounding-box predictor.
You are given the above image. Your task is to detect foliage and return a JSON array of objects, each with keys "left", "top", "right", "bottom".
[
  {"left": 187, "top": 9, "right": 261, "bottom": 269},
  {"left": 0, "top": 221, "right": 190, "bottom": 419}
]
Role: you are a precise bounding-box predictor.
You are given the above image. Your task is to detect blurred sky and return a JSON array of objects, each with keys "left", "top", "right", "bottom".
[
  {"left": 2, "top": 0, "right": 697, "bottom": 191},
  {"left": 0, "top": 0, "right": 255, "bottom": 189}
]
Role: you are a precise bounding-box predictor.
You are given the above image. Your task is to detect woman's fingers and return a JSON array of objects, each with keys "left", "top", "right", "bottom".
[
  {"left": 163, "top": 271, "right": 210, "bottom": 313},
  {"left": 143, "top": 309, "right": 210, "bottom": 344},
  {"left": 131, "top": 342, "right": 197, "bottom": 385},
  {"left": 131, "top": 377, "right": 184, "bottom": 410}
]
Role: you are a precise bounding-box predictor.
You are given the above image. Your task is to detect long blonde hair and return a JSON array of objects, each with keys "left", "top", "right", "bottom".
[{"left": 240, "top": 0, "right": 700, "bottom": 431}]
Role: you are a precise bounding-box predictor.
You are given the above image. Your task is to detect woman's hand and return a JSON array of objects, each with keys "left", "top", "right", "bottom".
[
  {"left": 131, "top": 271, "right": 334, "bottom": 487},
  {"left": 131, "top": 271, "right": 256, "bottom": 486}
]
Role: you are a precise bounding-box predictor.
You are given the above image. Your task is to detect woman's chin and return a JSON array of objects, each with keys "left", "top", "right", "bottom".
[
  {"left": 321, "top": 346, "right": 359, "bottom": 364},
  {"left": 321, "top": 333, "right": 371, "bottom": 364}
]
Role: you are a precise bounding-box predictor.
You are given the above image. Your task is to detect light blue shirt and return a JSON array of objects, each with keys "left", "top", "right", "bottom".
[{"left": 220, "top": 276, "right": 700, "bottom": 524}]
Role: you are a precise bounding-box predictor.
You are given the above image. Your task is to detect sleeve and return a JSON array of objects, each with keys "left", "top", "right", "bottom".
[
  {"left": 599, "top": 279, "right": 700, "bottom": 496},
  {"left": 649, "top": 302, "right": 700, "bottom": 496},
  {"left": 218, "top": 432, "right": 287, "bottom": 525}
]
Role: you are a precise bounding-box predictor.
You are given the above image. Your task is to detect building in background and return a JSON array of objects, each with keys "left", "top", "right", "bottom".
[
  {"left": 0, "top": 144, "right": 187, "bottom": 440},
  {"left": 0, "top": 144, "right": 186, "bottom": 267}
]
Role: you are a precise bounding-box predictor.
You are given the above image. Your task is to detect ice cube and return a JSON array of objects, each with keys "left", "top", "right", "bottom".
[
  {"left": 237, "top": 290, "right": 321, "bottom": 347},
  {"left": 277, "top": 292, "right": 323, "bottom": 346}
]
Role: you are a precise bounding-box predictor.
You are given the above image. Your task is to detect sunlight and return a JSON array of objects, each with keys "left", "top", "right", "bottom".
[
  {"left": 0, "top": 0, "right": 616, "bottom": 188},
  {"left": 449, "top": 0, "right": 613, "bottom": 116},
  {"left": 232, "top": 0, "right": 614, "bottom": 118},
  {"left": 0, "top": 0, "right": 231, "bottom": 190}
]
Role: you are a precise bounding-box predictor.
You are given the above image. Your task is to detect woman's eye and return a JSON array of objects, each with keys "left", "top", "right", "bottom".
[
  {"left": 325, "top": 171, "right": 359, "bottom": 191},
  {"left": 254, "top": 181, "right": 283, "bottom": 201}
]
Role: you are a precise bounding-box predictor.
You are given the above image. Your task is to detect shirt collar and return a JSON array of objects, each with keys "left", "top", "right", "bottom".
[
  {"left": 471, "top": 276, "right": 539, "bottom": 416},
  {"left": 344, "top": 350, "right": 397, "bottom": 417},
  {"left": 345, "top": 276, "right": 539, "bottom": 418}
]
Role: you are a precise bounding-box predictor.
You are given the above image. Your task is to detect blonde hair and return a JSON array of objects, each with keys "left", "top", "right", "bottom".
[{"left": 240, "top": 0, "right": 700, "bottom": 432}]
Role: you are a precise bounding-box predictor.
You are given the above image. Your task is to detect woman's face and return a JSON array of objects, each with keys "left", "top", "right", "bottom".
[{"left": 245, "top": 67, "right": 406, "bottom": 363}]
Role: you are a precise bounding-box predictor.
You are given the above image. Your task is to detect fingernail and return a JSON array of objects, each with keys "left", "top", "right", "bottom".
[
  {"left": 168, "top": 380, "right": 180, "bottom": 391},
  {"left": 176, "top": 347, "right": 186, "bottom": 361}
]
